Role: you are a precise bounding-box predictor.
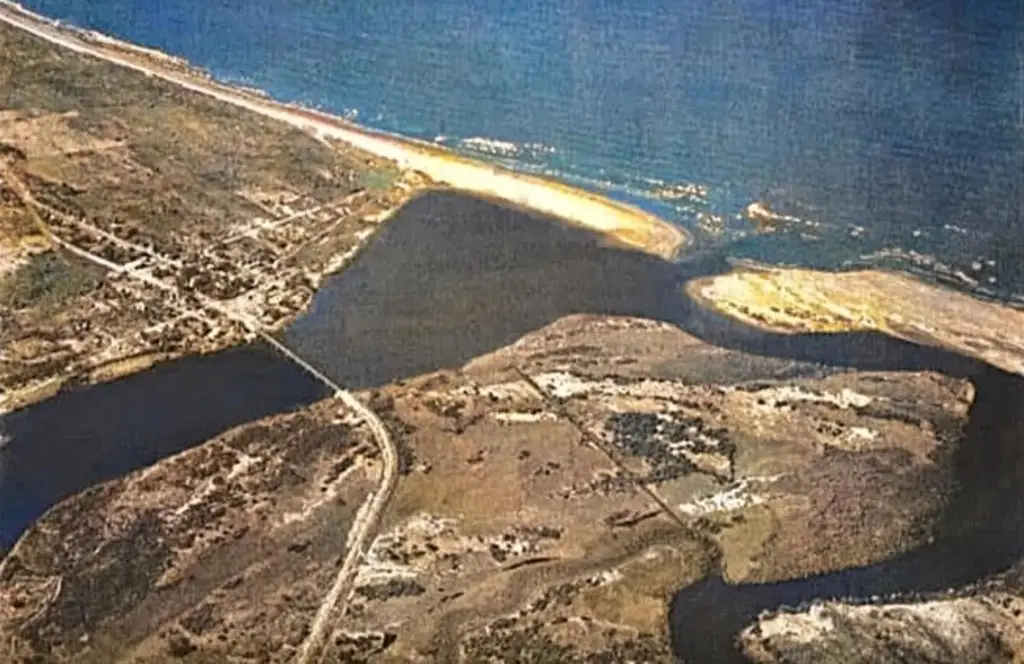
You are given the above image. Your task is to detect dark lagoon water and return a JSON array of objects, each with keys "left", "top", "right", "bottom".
[
  {"left": 15, "top": 0, "right": 1024, "bottom": 298},
  {"left": 283, "top": 193, "right": 687, "bottom": 385},
  {"left": 0, "top": 193, "right": 689, "bottom": 549},
  {"left": 3, "top": 194, "right": 1024, "bottom": 663},
  {"left": 668, "top": 362, "right": 1024, "bottom": 663},
  {"left": 0, "top": 345, "right": 327, "bottom": 550}
]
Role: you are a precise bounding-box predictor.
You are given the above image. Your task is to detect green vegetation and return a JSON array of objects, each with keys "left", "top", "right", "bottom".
[
  {"left": 0, "top": 250, "right": 101, "bottom": 309},
  {"left": 357, "top": 164, "right": 399, "bottom": 192}
]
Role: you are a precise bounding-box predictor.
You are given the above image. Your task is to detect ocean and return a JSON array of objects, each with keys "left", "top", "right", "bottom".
[{"left": 16, "top": 0, "right": 1024, "bottom": 299}]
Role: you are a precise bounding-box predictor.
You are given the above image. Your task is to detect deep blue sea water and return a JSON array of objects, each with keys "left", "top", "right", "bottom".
[{"left": 16, "top": 0, "right": 1024, "bottom": 297}]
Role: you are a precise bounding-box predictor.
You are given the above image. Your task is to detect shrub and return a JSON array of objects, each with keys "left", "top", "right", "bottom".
[
  {"left": 356, "top": 164, "right": 398, "bottom": 192},
  {"left": 0, "top": 250, "right": 101, "bottom": 309}
]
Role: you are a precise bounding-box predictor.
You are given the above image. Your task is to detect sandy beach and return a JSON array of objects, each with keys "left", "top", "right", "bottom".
[{"left": 0, "top": 0, "right": 689, "bottom": 262}]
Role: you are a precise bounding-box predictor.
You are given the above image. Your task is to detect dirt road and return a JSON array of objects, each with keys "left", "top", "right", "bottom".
[{"left": 0, "top": 161, "right": 398, "bottom": 664}]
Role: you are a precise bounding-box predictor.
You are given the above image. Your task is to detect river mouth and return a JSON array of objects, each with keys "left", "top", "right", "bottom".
[
  {"left": 282, "top": 191, "right": 693, "bottom": 388},
  {"left": 2, "top": 191, "right": 1023, "bottom": 662}
]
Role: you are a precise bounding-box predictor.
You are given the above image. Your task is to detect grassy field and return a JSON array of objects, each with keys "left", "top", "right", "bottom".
[{"left": 0, "top": 23, "right": 382, "bottom": 247}]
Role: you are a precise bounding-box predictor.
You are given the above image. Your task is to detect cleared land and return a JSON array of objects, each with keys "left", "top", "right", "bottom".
[{"left": 0, "top": 314, "right": 981, "bottom": 662}]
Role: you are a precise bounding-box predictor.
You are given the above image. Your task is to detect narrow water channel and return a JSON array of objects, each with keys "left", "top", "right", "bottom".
[
  {"left": 2, "top": 192, "right": 1022, "bottom": 663},
  {"left": 0, "top": 345, "right": 327, "bottom": 550},
  {"left": 667, "top": 310, "right": 1024, "bottom": 662}
]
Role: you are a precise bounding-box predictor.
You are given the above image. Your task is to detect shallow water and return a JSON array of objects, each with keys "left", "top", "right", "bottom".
[{"left": 1, "top": 194, "right": 1023, "bottom": 663}]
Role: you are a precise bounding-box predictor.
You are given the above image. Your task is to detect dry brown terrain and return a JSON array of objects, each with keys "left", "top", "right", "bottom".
[
  {"left": 3, "top": 9, "right": 1024, "bottom": 664},
  {"left": 0, "top": 314, "right": 983, "bottom": 662},
  {"left": 741, "top": 591, "right": 1024, "bottom": 664}
]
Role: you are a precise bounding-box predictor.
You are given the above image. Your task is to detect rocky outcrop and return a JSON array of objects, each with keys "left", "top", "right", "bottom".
[{"left": 0, "top": 315, "right": 981, "bottom": 662}]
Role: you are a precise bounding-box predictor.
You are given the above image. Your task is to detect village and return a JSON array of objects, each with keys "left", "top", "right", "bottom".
[{"left": 0, "top": 46, "right": 429, "bottom": 413}]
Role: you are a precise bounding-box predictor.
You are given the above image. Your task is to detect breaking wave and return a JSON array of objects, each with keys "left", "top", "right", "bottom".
[{"left": 456, "top": 136, "right": 558, "bottom": 160}]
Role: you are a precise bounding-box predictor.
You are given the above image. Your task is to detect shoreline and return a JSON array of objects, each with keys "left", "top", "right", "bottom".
[{"left": 0, "top": 0, "right": 689, "bottom": 262}]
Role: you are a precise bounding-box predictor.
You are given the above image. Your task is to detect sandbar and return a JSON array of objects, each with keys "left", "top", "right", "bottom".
[{"left": 686, "top": 266, "right": 1024, "bottom": 376}]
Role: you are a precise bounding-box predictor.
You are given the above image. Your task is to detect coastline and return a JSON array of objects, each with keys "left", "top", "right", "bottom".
[
  {"left": 0, "top": 0, "right": 689, "bottom": 262},
  {"left": 0, "top": 19, "right": 431, "bottom": 419}
]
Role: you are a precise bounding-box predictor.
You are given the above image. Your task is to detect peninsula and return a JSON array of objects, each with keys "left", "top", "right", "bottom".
[
  {"left": 0, "top": 0, "right": 685, "bottom": 414},
  {"left": 687, "top": 265, "right": 1024, "bottom": 376}
]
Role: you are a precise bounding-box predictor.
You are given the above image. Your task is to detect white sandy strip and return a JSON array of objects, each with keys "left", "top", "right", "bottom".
[{"left": 0, "top": 1, "right": 687, "bottom": 260}]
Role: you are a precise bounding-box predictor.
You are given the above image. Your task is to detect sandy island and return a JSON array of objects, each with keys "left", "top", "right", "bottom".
[{"left": 0, "top": 0, "right": 689, "bottom": 262}]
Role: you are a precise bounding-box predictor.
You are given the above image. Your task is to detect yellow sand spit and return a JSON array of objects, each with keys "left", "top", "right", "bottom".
[
  {"left": 325, "top": 138, "right": 688, "bottom": 260},
  {"left": 0, "top": 1, "right": 688, "bottom": 261},
  {"left": 687, "top": 267, "right": 1024, "bottom": 376}
]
